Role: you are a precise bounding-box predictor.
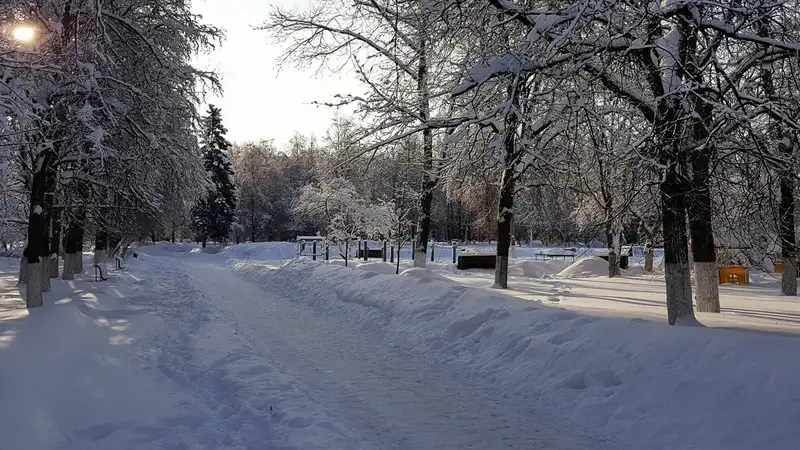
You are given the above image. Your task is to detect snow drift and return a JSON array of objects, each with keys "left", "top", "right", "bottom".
[
  {"left": 234, "top": 259, "right": 800, "bottom": 450},
  {"left": 557, "top": 256, "right": 612, "bottom": 278},
  {"left": 216, "top": 242, "right": 297, "bottom": 262},
  {"left": 520, "top": 260, "right": 572, "bottom": 278}
]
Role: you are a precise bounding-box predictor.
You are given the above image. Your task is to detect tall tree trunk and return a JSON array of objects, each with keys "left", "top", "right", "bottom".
[
  {"left": 684, "top": 30, "right": 721, "bottom": 311},
  {"left": 25, "top": 151, "right": 55, "bottom": 308},
  {"left": 414, "top": 25, "right": 434, "bottom": 268},
  {"left": 609, "top": 230, "right": 621, "bottom": 277},
  {"left": 661, "top": 162, "right": 695, "bottom": 325},
  {"left": 779, "top": 142, "right": 797, "bottom": 295},
  {"left": 94, "top": 229, "right": 108, "bottom": 265},
  {"left": 75, "top": 220, "right": 84, "bottom": 274},
  {"left": 62, "top": 219, "right": 82, "bottom": 280},
  {"left": 18, "top": 252, "right": 27, "bottom": 286},
  {"left": 108, "top": 234, "right": 122, "bottom": 259},
  {"left": 495, "top": 167, "right": 515, "bottom": 288},
  {"left": 49, "top": 211, "right": 61, "bottom": 279},
  {"left": 644, "top": 244, "right": 654, "bottom": 273},
  {"left": 494, "top": 79, "right": 521, "bottom": 289},
  {"left": 688, "top": 150, "right": 720, "bottom": 312},
  {"left": 758, "top": 14, "right": 797, "bottom": 295}
]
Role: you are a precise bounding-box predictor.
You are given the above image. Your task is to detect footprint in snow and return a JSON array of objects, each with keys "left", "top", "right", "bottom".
[{"left": 287, "top": 416, "right": 315, "bottom": 428}]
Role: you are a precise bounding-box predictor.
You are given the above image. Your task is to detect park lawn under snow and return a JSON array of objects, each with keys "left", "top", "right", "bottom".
[{"left": 2, "top": 241, "right": 800, "bottom": 449}]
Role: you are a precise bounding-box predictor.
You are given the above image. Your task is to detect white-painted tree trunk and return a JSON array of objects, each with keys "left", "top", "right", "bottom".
[
  {"left": 61, "top": 253, "right": 76, "bottom": 280},
  {"left": 17, "top": 256, "right": 27, "bottom": 285},
  {"left": 49, "top": 254, "right": 59, "bottom": 278},
  {"left": 694, "top": 262, "right": 720, "bottom": 312},
  {"left": 666, "top": 262, "right": 695, "bottom": 324},
  {"left": 781, "top": 256, "right": 798, "bottom": 296},
  {"left": 644, "top": 251, "right": 654, "bottom": 273},
  {"left": 42, "top": 261, "right": 51, "bottom": 292},
  {"left": 494, "top": 256, "right": 509, "bottom": 288},
  {"left": 26, "top": 262, "right": 44, "bottom": 308},
  {"left": 413, "top": 250, "right": 427, "bottom": 268}
]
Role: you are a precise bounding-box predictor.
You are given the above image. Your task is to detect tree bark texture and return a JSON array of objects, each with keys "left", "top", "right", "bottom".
[
  {"left": 25, "top": 150, "right": 55, "bottom": 307},
  {"left": 661, "top": 164, "right": 695, "bottom": 325}
]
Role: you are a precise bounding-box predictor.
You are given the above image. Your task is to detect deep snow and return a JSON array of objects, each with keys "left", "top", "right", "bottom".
[
  {"left": 3, "top": 242, "right": 800, "bottom": 450},
  {"left": 236, "top": 258, "right": 800, "bottom": 450}
]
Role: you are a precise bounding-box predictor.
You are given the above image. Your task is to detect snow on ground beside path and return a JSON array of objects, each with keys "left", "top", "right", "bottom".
[
  {"left": 0, "top": 258, "right": 193, "bottom": 449},
  {"left": 557, "top": 256, "right": 616, "bottom": 278},
  {"left": 0, "top": 254, "right": 360, "bottom": 449},
  {"left": 234, "top": 259, "right": 800, "bottom": 450},
  {"left": 521, "top": 259, "right": 572, "bottom": 278},
  {"left": 356, "top": 262, "right": 399, "bottom": 275},
  {"left": 398, "top": 267, "right": 453, "bottom": 282},
  {"left": 217, "top": 242, "right": 297, "bottom": 261}
]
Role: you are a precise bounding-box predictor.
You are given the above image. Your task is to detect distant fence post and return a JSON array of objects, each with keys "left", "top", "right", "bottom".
[
  {"left": 312, "top": 241, "right": 317, "bottom": 261},
  {"left": 363, "top": 240, "right": 368, "bottom": 261}
]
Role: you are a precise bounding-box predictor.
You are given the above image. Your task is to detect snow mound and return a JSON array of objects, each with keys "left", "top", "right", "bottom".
[
  {"left": 557, "top": 257, "right": 610, "bottom": 278},
  {"left": 217, "top": 242, "right": 297, "bottom": 261},
  {"left": 399, "top": 267, "right": 452, "bottom": 282},
  {"left": 232, "top": 259, "right": 800, "bottom": 450},
  {"left": 154, "top": 242, "right": 202, "bottom": 253},
  {"left": 520, "top": 260, "right": 571, "bottom": 278},
  {"left": 357, "top": 262, "right": 398, "bottom": 275},
  {"left": 191, "top": 246, "right": 223, "bottom": 254}
]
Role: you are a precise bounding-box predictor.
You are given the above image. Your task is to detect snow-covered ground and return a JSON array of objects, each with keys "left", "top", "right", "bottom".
[{"left": 2, "top": 242, "right": 799, "bottom": 449}]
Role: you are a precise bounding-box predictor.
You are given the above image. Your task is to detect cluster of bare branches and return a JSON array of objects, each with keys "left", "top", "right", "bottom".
[{"left": 264, "top": 0, "right": 800, "bottom": 325}]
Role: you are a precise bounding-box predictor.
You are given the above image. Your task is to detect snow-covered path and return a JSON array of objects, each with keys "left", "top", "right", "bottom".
[{"left": 171, "top": 256, "right": 603, "bottom": 449}]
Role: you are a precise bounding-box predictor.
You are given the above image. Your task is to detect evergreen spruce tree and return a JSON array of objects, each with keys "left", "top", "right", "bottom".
[{"left": 191, "top": 105, "right": 237, "bottom": 247}]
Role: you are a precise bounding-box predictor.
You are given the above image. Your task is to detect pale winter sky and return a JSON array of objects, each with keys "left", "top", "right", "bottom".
[{"left": 191, "top": 0, "right": 361, "bottom": 147}]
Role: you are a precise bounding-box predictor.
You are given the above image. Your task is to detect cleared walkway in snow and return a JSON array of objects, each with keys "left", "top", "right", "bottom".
[{"left": 180, "top": 259, "right": 605, "bottom": 449}]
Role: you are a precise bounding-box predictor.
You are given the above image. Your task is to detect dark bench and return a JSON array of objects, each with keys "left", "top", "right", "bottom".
[
  {"left": 457, "top": 254, "right": 496, "bottom": 270},
  {"left": 534, "top": 253, "right": 576, "bottom": 261},
  {"left": 357, "top": 248, "right": 384, "bottom": 259}
]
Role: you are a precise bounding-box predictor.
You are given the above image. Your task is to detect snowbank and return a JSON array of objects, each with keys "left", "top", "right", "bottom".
[
  {"left": 520, "top": 260, "right": 572, "bottom": 278},
  {"left": 234, "top": 259, "right": 800, "bottom": 450},
  {"left": 399, "top": 267, "right": 452, "bottom": 282},
  {"left": 557, "top": 256, "right": 611, "bottom": 278},
  {"left": 217, "top": 242, "right": 297, "bottom": 262},
  {"left": 357, "top": 262, "right": 399, "bottom": 275}
]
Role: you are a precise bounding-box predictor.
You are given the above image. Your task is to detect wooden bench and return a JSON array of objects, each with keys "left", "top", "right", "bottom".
[
  {"left": 719, "top": 266, "right": 748, "bottom": 285},
  {"left": 457, "top": 253, "right": 496, "bottom": 270}
]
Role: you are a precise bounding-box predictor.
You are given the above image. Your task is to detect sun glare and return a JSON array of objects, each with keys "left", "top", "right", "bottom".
[{"left": 12, "top": 26, "right": 35, "bottom": 42}]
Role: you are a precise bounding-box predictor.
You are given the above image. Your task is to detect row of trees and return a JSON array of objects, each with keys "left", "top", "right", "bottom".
[
  {"left": 0, "top": 0, "right": 221, "bottom": 307},
  {"left": 257, "top": 0, "right": 800, "bottom": 325}
]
